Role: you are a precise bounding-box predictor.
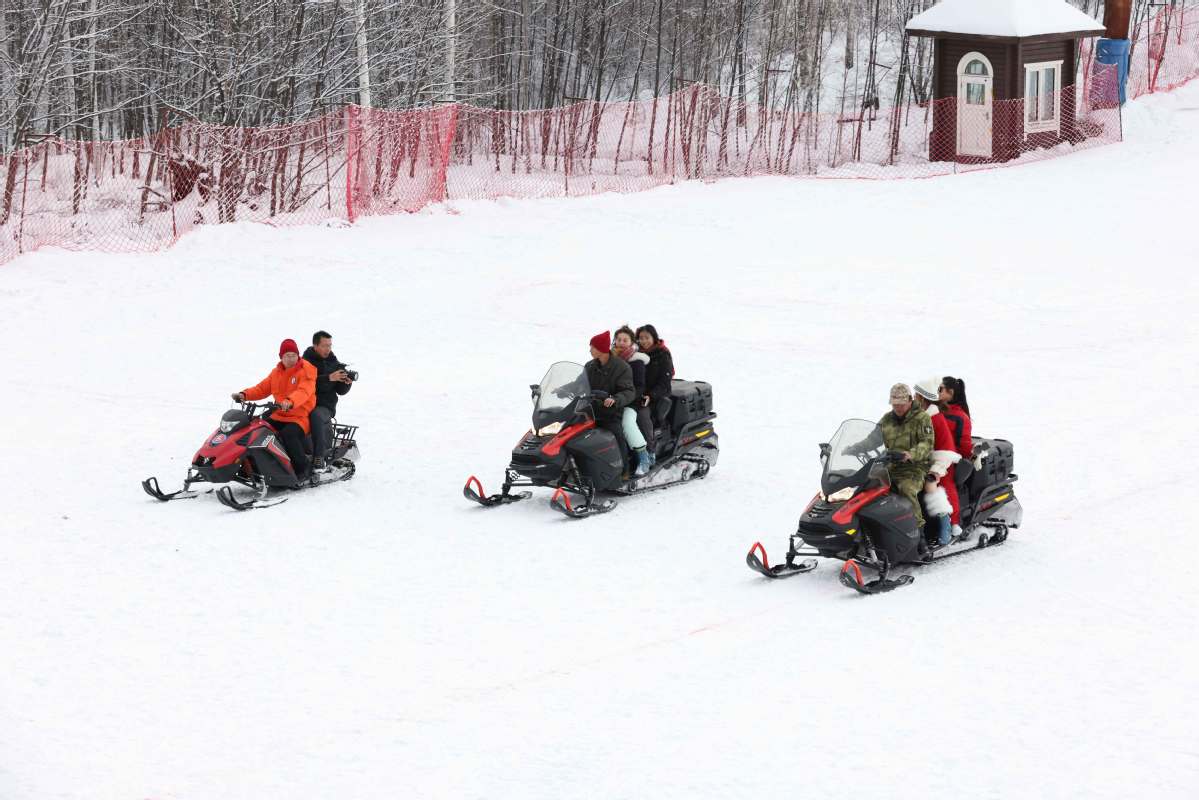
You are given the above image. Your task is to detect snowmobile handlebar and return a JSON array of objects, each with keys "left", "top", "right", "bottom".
[{"left": 237, "top": 401, "right": 280, "bottom": 415}]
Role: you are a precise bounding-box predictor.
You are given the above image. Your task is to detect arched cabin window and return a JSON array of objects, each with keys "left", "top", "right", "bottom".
[{"left": 964, "top": 59, "right": 989, "bottom": 76}]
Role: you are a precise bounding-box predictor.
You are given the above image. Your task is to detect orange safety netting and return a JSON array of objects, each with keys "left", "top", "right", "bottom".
[{"left": 1, "top": 4, "right": 1196, "bottom": 267}]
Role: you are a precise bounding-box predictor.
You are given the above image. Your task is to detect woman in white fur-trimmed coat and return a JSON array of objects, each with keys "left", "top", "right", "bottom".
[{"left": 914, "top": 377, "right": 962, "bottom": 545}]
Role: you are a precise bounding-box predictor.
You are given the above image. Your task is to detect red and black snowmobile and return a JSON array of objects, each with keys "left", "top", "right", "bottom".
[
  {"left": 745, "top": 418, "right": 1022, "bottom": 594},
  {"left": 464, "top": 361, "right": 719, "bottom": 518},
  {"left": 142, "top": 402, "right": 359, "bottom": 510}
]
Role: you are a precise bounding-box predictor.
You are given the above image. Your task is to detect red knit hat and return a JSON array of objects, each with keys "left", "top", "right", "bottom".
[
  {"left": 279, "top": 338, "right": 300, "bottom": 358},
  {"left": 589, "top": 330, "right": 611, "bottom": 355}
]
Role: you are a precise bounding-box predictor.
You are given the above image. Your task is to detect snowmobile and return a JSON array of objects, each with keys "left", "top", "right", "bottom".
[
  {"left": 745, "top": 418, "right": 1022, "bottom": 594},
  {"left": 142, "top": 401, "right": 359, "bottom": 511},
  {"left": 464, "top": 361, "right": 719, "bottom": 518}
]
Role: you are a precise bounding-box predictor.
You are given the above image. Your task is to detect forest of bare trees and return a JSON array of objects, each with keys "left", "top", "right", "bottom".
[{"left": 0, "top": 0, "right": 1148, "bottom": 152}]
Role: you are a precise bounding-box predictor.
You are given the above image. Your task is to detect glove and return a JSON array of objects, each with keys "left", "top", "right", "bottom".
[{"left": 231, "top": 392, "right": 245, "bottom": 402}]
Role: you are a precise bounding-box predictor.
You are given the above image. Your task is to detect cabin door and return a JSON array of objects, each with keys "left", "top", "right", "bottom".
[{"left": 957, "top": 54, "right": 994, "bottom": 158}]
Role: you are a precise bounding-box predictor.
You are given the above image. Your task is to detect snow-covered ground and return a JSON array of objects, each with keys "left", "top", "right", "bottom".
[{"left": 3, "top": 80, "right": 1198, "bottom": 800}]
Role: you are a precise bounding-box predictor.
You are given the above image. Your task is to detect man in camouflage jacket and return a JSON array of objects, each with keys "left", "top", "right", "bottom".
[{"left": 878, "top": 382, "right": 935, "bottom": 528}]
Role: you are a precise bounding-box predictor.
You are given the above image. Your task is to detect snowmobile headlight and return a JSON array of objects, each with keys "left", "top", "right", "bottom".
[
  {"left": 825, "top": 486, "right": 857, "bottom": 503},
  {"left": 537, "top": 421, "right": 564, "bottom": 437},
  {"left": 220, "top": 419, "right": 239, "bottom": 433}
]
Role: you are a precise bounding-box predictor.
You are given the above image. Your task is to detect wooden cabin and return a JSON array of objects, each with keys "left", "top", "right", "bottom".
[{"left": 906, "top": 0, "right": 1105, "bottom": 162}]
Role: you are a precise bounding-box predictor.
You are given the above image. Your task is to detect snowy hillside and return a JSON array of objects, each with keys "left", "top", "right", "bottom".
[{"left": 2, "top": 81, "right": 1198, "bottom": 799}]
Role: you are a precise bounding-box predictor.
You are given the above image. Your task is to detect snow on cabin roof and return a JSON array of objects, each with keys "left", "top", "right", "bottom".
[{"left": 906, "top": 0, "right": 1105, "bottom": 39}]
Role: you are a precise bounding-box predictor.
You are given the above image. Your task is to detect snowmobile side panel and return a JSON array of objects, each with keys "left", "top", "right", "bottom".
[
  {"left": 564, "top": 427, "right": 623, "bottom": 491},
  {"left": 857, "top": 492, "right": 923, "bottom": 564}
]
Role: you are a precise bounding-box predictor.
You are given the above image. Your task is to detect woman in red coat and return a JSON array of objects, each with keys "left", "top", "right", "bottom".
[{"left": 939, "top": 376, "right": 973, "bottom": 538}]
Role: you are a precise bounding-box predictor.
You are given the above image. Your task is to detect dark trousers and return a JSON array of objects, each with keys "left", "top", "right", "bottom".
[
  {"left": 634, "top": 404, "right": 654, "bottom": 452},
  {"left": 309, "top": 405, "right": 334, "bottom": 460},
  {"left": 264, "top": 415, "right": 309, "bottom": 477}
]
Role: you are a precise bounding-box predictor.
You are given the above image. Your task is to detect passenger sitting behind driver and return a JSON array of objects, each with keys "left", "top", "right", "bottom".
[
  {"left": 913, "top": 377, "right": 962, "bottom": 546},
  {"left": 583, "top": 330, "right": 637, "bottom": 476},
  {"left": 636, "top": 324, "right": 674, "bottom": 435},
  {"left": 613, "top": 326, "right": 653, "bottom": 476}
]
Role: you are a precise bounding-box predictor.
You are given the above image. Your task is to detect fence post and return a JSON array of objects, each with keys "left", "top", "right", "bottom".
[
  {"left": 345, "top": 105, "right": 359, "bottom": 223},
  {"left": 18, "top": 150, "right": 31, "bottom": 254}
]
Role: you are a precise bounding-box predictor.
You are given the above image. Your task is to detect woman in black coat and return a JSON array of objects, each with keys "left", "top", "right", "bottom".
[{"left": 636, "top": 324, "right": 675, "bottom": 435}]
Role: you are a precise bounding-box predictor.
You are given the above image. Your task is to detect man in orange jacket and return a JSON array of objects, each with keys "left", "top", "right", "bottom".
[{"left": 232, "top": 338, "right": 318, "bottom": 479}]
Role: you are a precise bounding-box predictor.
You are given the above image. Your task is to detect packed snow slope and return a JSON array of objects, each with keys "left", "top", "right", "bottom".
[{"left": 3, "top": 84, "right": 1199, "bottom": 800}]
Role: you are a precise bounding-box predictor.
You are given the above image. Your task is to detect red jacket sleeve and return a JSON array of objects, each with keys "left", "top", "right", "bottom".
[
  {"left": 932, "top": 414, "right": 956, "bottom": 452},
  {"left": 958, "top": 413, "right": 973, "bottom": 457},
  {"left": 242, "top": 370, "right": 275, "bottom": 401}
]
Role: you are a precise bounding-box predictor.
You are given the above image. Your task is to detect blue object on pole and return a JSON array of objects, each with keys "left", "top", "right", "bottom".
[{"left": 1096, "top": 38, "right": 1131, "bottom": 105}]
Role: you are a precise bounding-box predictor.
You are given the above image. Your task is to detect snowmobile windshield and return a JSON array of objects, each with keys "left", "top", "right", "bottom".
[
  {"left": 822, "top": 418, "right": 888, "bottom": 498},
  {"left": 532, "top": 361, "right": 590, "bottom": 434}
]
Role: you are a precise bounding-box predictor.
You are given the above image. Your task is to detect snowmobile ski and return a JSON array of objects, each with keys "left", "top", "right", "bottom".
[
  {"left": 216, "top": 485, "right": 286, "bottom": 511},
  {"left": 217, "top": 460, "right": 356, "bottom": 511},
  {"left": 745, "top": 542, "right": 818, "bottom": 579},
  {"left": 141, "top": 476, "right": 202, "bottom": 502},
  {"left": 838, "top": 560, "right": 915, "bottom": 595},
  {"left": 550, "top": 487, "right": 616, "bottom": 519},
  {"left": 463, "top": 476, "right": 532, "bottom": 508}
]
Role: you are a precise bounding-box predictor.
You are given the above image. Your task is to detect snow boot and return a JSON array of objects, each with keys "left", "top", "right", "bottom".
[{"left": 633, "top": 448, "right": 651, "bottom": 477}]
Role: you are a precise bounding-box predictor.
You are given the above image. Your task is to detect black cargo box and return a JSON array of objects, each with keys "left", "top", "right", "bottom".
[
  {"left": 971, "top": 437, "right": 1014, "bottom": 490},
  {"left": 669, "top": 380, "right": 714, "bottom": 433}
]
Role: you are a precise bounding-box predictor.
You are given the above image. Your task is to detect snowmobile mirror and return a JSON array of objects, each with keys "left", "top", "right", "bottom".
[
  {"left": 530, "top": 384, "right": 541, "bottom": 400},
  {"left": 819, "top": 443, "right": 831, "bottom": 460}
]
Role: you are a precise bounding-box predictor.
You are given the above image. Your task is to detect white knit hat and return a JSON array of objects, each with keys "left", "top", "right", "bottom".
[{"left": 913, "top": 377, "right": 940, "bottom": 402}]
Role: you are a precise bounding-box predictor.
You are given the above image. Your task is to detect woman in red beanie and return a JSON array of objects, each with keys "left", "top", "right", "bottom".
[{"left": 231, "top": 338, "right": 318, "bottom": 479}]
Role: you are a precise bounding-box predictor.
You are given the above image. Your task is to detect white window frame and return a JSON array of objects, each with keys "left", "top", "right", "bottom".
[
  {"left": 1024, "top": 60, "right": 1064, "bottom": 136},
  {"left": 957, "top": 52, "right": 994, "bottom": 80}
]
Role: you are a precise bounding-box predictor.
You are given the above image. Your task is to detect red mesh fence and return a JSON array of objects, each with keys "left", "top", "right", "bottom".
[
  {"left": 1, "top": 3, "right": 1196, "bottom": 267},
  {"left": 449, "top": 64, "right": 1123, "bottom": 203}
]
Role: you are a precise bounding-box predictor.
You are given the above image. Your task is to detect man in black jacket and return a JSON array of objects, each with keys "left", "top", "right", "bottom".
[
  {"left": 302, "top": 330, "right": 354, "bottom": 470},
  {"left": 584, "top": 330, "right": 635, "bottom": 470}
]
